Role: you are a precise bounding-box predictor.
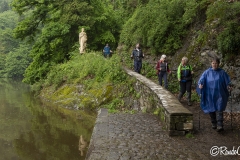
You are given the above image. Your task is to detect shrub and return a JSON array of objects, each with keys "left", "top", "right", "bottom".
[
  {"left": 217, "top": 22, "right": 240, "bottom": 57},
  {"left": 39, "top": 51, "right": 134, "bottom": 110}
]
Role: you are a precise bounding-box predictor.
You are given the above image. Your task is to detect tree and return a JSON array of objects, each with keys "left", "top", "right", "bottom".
[
  {"left": 119, "top": 0, "right": 199, "bottom": 55},
  {"left": 0, "top": 10, "right": 20, "bottom": 54},
  {"left": 0, "top": 9, "right": 30, "bottom": 78},
  {"left": 4, "top": 44, "right": 32, "bottom": 78},
  {"left": 0, "top": 54, "right": 6, "bottom": 76},
  {"left": 12, "top": 0, "right": 122, "bottom": 84},
  {"left": 0, "top": 0, "right": 10, "bottom": 13}
]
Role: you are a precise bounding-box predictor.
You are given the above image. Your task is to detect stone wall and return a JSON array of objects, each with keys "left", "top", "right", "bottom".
[{"left": 124, "top": 68, "right": 193, "bottom": 136}]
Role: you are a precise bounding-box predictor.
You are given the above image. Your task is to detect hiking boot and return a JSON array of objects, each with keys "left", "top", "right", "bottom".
[
  {"left": 187, "top": 101, "right": 192, "bottom": 106},
  {"left": 178, "top": 93, "right": 183, "bottom": 102},
  {"left": 187, "top": 92, "right": 192, "bottom": 106},
  {"left": 217, "top": 126, "right": 224, "bottom": 132},
  {"left": 212, "top": 123, "right": 217, "bottom": 129}
]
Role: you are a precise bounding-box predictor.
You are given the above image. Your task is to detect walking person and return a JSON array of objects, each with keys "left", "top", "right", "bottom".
[
  {"left": 155, "top": 54, "right": 171, "bottom": 89},
  {"left": 177, "top": 56, "right": 194, "bottom": 106},
  {"left": 131, "top": 43, "right": 144, "bottom": 74},
  {"left": 197, "top": 57, "right": 231, "bottom": 132},
  {"left": 103, "top": 43, "right": 112, "bottom": 58}
]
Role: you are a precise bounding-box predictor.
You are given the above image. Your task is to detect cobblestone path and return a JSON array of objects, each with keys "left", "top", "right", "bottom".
[{"left": 86, "top": 109, "right": 208, "bottom": 160}]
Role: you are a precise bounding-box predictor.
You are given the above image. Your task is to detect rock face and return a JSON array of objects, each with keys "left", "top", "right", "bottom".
[
  {"left": 223, "top": 63, "right": 240, "bottom": 112},
  {"left": 223, "top": 56, "right": 240, "bottom": 87}
]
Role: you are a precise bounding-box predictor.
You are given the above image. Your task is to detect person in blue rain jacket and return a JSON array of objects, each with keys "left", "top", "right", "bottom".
[
  {"left": 197, "top": 57, "right": 231, "bottom": 132},
  {"left": 103, "top": 43, "right": 112, "bottom": 58}
]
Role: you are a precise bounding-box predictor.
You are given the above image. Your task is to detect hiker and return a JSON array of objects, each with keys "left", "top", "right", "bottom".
[
  {"left": 177, "top": 56, "right": 194, "bottom": 106},
  {"left": 103, "top": 44, "right": 112, "bottom": 58},
  {"left": 155, "top": 54, "right": 171, "bottom": 89},
  {"left": 131, "top": 43, "right": 144, "bottom": 74},
  {"left": 197, "top": 57, "right": 231, "bottom": 132}
]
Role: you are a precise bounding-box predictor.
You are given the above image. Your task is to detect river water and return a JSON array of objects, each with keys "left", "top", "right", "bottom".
[{"left": 0, "top": 78, "right": 96, "bottom": 160}]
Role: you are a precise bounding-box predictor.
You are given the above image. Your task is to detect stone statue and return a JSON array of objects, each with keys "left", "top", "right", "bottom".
[{"left": 79, "top": 28, "right": 87, "bottom": 54}]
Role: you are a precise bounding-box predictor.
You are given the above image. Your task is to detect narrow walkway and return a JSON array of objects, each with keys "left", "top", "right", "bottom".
[{"left": 86, "top": 109, "right": 205, "bottom": 160}]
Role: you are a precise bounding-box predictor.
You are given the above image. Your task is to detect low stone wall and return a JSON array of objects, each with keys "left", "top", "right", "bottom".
[{"left": 124, "top": 68, "right": 193, "bottom": 136}]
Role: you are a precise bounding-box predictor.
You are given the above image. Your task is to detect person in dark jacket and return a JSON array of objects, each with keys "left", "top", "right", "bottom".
[
  {"left": 197, "top": 57, "right": 231, "bottom": 132},
  {"left": 177, "top": 56, "right": 194, "bottom": 106},
  {"left": 131, "top": 43, "right": 144, "bottom": 73},
  {"left": 155, "top": 54, "right": 171, "bottom": 89}
]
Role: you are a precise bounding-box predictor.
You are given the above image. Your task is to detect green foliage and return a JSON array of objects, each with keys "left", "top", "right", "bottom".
[
  {"left": 206, "top": 1, "right": 240, "bottom": 25},
  {"left": 110, "top": 0, "right": 149, "bottom": 21},
  {"left": 0, "top": 54, "right": 6, "bottom": 76},
  {"left": 136, "top": 92, "right": 141, "bottom": 99},
  {"left": 4, "top": 44, "right": 32, "bottom": 78},
  {"left": 185, "top": 132, "right": 194, "bottom": 138},
  {"left": 124, "top": 109, "right": 137, "bottom": 114},
  {"left": 0, "top": 10, "right": 20, "bottom": 54},
  {"left": 206, "top": 0, "right": 229, "bottom": 24},
  {"left": 89, "top": 0, "right": 121, "bottom": 49},
  {"left": 153, "top": 108, "right": 161, "bottom": 115},
  {"left": 104, "top": 98, "right": 124, "bottom": 113},
  {"left": 168, "top": 71, "right": 179, "bottom": 93},
  {"left": 11, "top": 0, "right": 126, "bottom": 84},
  {"left": 22, "top": 22, "right": 73, "bottom": 84},
  {"left": 217, "top": 22, "right": 240, "bottom": 56},
  {"left": 43, "top": 52, "right": 127, "bottom": 87},
  {"left": 0, "top": 9, "right": 32, "bottom": 78},
  {"left": 38, "top": 51, "right": 135, "bottom": 110},
  {"left": 191, "top": 92, "right": 200, "bottom": 102},
  {"left": 195, "top": 31, "right": 208, "bottom": 47},
  {"left": 120, "top": 0, "right": 199, "bottom": 55},
  {"left": 0, "top": 0, "right": 10, "bottom": 13},
  {"left": 142, "top": 61, "right": 156, "bottom": 79},
  {"left": 12, "top": 0, "right": 92, "bottom": 84},
  {"left": 206, "top": 1, "right": 240, "bottom": 57}
]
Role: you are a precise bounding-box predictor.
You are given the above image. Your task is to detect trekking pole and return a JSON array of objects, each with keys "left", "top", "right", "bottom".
[
  {"left": 230, "top": 90, "right": 233, "bottom": 131},
  {"left": 199, "top": 94, "right": 201, "bottom": 130},
  {"left": 198, "top": 109, "right": 200, "bottom": 130},
  {"left": 198, "top": 88, "right": 202, "bottom": 130}
]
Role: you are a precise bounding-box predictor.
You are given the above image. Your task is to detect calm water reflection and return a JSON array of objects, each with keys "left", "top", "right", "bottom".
[{"left": 0, "top": 78, "right": 96, "bottom": 160}]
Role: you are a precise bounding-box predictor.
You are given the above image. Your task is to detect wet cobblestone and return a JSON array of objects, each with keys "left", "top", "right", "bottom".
[{"left": 86, "top": 109, "right": 204, "bottom": 160}]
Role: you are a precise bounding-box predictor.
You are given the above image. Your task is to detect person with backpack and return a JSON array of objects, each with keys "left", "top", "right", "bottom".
[
  {"left": 131, "top": 43, "right": 144, "bottom": 74},
  {"left": 155, "top": 54, "right": 171, "bottom": 89},
  {"left": 177, "top": 56, "right": 194, "bottom": 106},
  {"left": 197, "top": 57, "right": 231, "bottom": 132}
]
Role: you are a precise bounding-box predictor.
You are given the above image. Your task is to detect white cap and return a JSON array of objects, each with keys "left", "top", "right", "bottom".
[{"left": 161, "top": 54, "right": 166, "bottom": 59}]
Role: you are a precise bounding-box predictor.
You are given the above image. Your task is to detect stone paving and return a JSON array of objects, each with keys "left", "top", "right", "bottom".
[{"left": 86, "top": 108, "right": 207, "bottom": 160}]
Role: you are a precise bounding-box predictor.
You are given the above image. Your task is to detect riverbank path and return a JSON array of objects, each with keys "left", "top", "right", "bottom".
[{"left": 86, "top": 109, "right": 209, "bottom": 160}]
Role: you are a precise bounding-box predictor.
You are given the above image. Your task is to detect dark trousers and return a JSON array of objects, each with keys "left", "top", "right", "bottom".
[
  {"left": 158, "top": 71, "right": 168, "bottom": 89},
  {"left": 209, "top": 111, "right": 223, "bottom": 127},
  {"left": 179, "top": 80, "right": 192, "bottom": 94},
  {"left": 104, "top": 52, "right": 110, "bottom": 58},
  {"left": 134, "top": 60, "right": 142, "bottom": 74}
]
